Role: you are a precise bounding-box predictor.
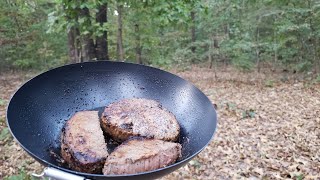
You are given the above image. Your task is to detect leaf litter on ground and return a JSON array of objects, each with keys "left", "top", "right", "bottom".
[{"left": 0, "top": 68, "right": 319, "bottom": 179}]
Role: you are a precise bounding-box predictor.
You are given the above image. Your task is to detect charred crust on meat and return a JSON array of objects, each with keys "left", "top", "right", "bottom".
[
  {"left": 76, "top": 136, "right": 86, "bottom": 145},
  {"left": 119, "top": 113, "right": 128, "bottom": 119},
  {"left": 61, "top": 111, "right": 108, "bottom": 174},
  {"left": 62, "top": 146, "right": 105, "bottom": 174},
  {"left": 120, "top": 122, "right": 133, "bottom": 130},
  {"left": 62, "top": 140, "right": 106, "bottom": 173},
  {"left": 127, "top": 136, "right": 151, "bottom": 141},
  {"left": 102, "top": 112, "right": 111, "bottom": 120}
]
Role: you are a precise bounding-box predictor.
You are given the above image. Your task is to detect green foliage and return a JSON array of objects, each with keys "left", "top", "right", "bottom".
[
  {"left": 0, "top": 127, "right": 11, "bottom": 141},
  {"left": 1, "top": 0, "right": 320, "bottom": 74},
  {"left": 317, "top": 75, "right": 320, "bottom": 82},
  {"left": 265, "top": 80, "right": 275, "bottom": 87},
  {"left": 0, "top": 0, "right": 67, "bottom": 70},
  {"left": 189, "top": 159, "right": 201, "bottom": 168},
  {"left": 172, "top": 48, "right": 194, "bottom": 65},
  {"left": 295, "top": 61, "right": 312, "bottom": 72},
  {"left": 295, "top": 173, "right": 304, "bottom": 180},
  {"left": 0, "top": 98, "right": 5, "bottom": 106},
  {"left": 232, "top": 55, "right": 254, "bottom": 71},
  {"left": 226, "top": 102, "right": 237, "bottom": 111},
  {"left": 12, "top": 59, "right": 36, "bottom": 69},
  {"left": 242, "top": 109, "right": 256, "bottom": 119},
  {"left": 4, "top": 169, "right": 37, "bottom": 180}
]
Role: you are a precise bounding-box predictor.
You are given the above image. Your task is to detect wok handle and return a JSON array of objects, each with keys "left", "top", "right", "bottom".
[{"left": 32, "top": 167, "right": 87, "bottom": 180}]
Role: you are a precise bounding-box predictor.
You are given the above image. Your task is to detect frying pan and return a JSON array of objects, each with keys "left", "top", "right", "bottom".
[{"left": 6, "top": 61, "right": 217, "bottom": 180}]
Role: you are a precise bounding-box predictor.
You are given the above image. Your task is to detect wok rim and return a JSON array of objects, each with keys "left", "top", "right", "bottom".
[{"left": 6, "top": 61, "right": 218, "bottom": 178}]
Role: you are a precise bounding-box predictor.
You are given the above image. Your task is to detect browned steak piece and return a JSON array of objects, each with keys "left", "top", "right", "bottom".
[
  {"left": 101, "top": 98, "right": 180, "bottom": 142},
  {"left": 61, "top": 111, "right": 108, "bottom": 174},
  {"left": 103, "top": 138, "right": 182, "bottom": 175}
]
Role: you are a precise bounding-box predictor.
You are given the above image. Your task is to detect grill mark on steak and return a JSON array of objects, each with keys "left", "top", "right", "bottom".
[
  {"left": 61, "top": 111, "right": 108, "bottom": 174},
  {"left": 103, "top": 138, "right": 182, "bottom": 175},
  {"left": 101, "top": 98, "right": 180, "bottom": 142}
]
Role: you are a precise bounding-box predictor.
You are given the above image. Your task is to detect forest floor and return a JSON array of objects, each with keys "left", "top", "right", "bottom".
[{"left": 0, "top": 66, "right": 319, "bottom": 180}]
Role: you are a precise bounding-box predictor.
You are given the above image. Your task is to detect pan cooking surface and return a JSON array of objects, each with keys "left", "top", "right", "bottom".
[{"left": 7, "top": 61, "right": 217, "bottom": 179}]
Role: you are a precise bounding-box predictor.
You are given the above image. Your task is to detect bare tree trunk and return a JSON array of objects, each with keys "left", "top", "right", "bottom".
[
  {"left": 209, "top": 42, "right": 213, "bottom": 69},
  {"left": 117, "top": 4, "right": 124, "bottom": 61},
  {"left": 96, "top": 4, "right": 109, "bottom": 60},
  {"left": 273, "top": 16, "right": 278, "bottom": 71},
  {"left": 81, "top": 37, "right": 95, "bottom": 62},
  {"left": 75, "top": 27, "right": 81, "bottom": 61},
  {"left": 135, "top": 24, "right": 142, "bottom": 64},
  {"left": 67, "top": 26, "right": 80, "bottom": 63},
  {"left": 209, "top": 35, "right": 218, "bottom": 69},
  {"left": 308, "top": 0, "right": 319, "bottom": 74},
  {"left": 214, "top": 48, "right": 218, "bottom": 79},
  {"left": 224, "top": 12, "right": 230, "bottom": 67},
  {"left": 315, "top": 38, "right": 319, "bottom": 74},
  {"left": 159, "top": 28, "right": 164, "bottom": 57},
  {"left": 79, "top": 7, "right": 95, "bottom": 61},
  {"left": 311, "top": 33, "right": 319, "bottom": 74},
  {"left": 65, "top": 2, "right": 81, "bottom": 63},
  {"left": 190, "top": 10, "right": 196, "bottom": 54},
  {"left": 208, "top": 35, "right": 218, "bottom": 79},
  {"left": 256, "top": 17, "right": 261, "bottom": 72},
  {"left": 224, "top": 24, "right": 229, "bottom": 38},
  {"left": 273, "top": 31, "right": 277, "bottom": 71}
]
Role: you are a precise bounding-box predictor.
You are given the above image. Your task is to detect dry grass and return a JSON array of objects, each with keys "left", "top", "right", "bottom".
[{"left": 0, "top": 67, "right": 319, "bottom": 179}]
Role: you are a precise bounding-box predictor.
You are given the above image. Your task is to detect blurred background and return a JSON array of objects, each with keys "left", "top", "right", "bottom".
[{"left": 0, "top": 0, "right": 319, "bottom": 75}]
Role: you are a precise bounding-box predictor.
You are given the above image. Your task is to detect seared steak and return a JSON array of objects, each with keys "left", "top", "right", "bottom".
[
  {"left": 101, "top": 98, "right": 180, "bottom": 142},
  {"left": 103, "top": 138, "right": 182, "bottom": 175},
  {"left": 61, "top": 111, "right": 108, "bottom": 173}
]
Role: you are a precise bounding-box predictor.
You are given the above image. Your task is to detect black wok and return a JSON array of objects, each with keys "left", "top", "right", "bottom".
[{"left": 6, "top": 61, "right": 217, "bottom": 180}]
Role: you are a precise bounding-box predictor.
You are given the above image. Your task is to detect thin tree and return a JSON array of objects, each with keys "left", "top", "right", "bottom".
[
  {"left": 96, "top": 4, "right": 109, "bottom": 60},
  {"left": 117, "top": 3, "right": 124, "bottom": 61}
]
